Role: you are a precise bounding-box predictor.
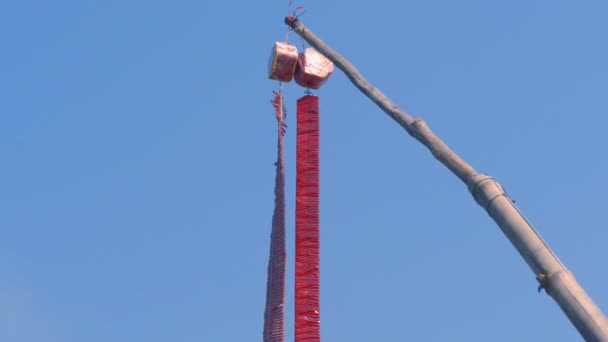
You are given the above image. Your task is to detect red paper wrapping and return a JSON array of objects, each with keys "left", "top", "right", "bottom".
[
  {"left": 295, "top": 95, "right": 320, "bottom": 341},
  {"left": 294, "top": 48, "right": 334, "bottom": 90},
  {"left": 268, "top": 42, "right": 299, "bottom": 82}
]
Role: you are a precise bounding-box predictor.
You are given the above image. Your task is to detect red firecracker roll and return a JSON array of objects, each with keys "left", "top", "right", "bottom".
[
  {"left": 294, "top": 48, "right": 334, "bottom": 90},
  {"left": 268, "top": 42, "right": 299, "bottom": 82}
]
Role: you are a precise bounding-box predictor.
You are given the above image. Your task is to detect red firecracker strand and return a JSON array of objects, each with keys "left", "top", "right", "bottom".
[
  {"left": 263, "top": 91, "right": 287, "bottom": 342},
  {"left": 295, "top": 95, "right": 320, "bottom": 342}
]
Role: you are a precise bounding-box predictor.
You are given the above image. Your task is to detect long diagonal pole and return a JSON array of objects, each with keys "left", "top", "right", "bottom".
[{"left": 285, "top": 16, "right": 608, "bottom": 341}]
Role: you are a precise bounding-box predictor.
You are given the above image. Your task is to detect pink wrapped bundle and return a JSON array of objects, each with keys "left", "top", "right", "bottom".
[
  {"left": 294, "top": 48, "right": 334, "bottom": 90},
  {"left": 268, "top": 42, "right": 299, "bottom": 82}
]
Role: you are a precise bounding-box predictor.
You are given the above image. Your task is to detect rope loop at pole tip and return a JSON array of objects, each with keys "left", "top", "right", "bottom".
[{"left": 285, "top": 15, "right": 298, "bottom": 28}]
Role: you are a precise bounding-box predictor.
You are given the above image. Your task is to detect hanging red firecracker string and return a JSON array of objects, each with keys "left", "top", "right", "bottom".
[
  {"left": 264, "top": 13, "right": 333, "bottom": 342},
  {"left": 295, "top": 94, "right": 321, "bottom": 342},
  {"left": 263, "top": 91, "right": 288, "bottom": 342}
]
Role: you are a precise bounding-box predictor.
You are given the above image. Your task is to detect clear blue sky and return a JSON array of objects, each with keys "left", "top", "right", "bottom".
[{"left": 1, "top": 1, "right": 607, "bottom": 341}]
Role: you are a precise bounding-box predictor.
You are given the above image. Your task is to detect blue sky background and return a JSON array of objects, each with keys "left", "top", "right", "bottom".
[{"left": 1, "top": 1, "right": 607, "bottom": 341}]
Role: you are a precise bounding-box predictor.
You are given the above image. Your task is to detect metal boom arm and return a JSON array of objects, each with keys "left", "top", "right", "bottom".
[{"left": 285, "top": 16, "right": 608, "bottom": 341}]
